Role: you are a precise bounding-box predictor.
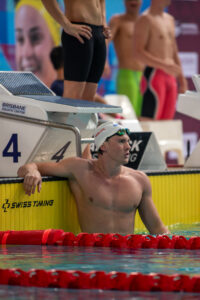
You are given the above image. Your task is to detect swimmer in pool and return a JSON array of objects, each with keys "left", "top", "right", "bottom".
[
  {"left": 41, "top": 0, "right": 111, "bottom": 102},
  {"left": 18, "top": 121, "right": 169, "bottom": 235}
]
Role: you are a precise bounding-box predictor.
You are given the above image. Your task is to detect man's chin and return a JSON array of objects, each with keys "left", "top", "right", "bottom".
[{"left": 123, "top": 157, "right": 130, "bottom": 165}]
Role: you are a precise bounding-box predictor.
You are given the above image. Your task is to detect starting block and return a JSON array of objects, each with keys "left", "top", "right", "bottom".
[
  {"left": 177, "top": 74, "right": 200, "bottom": 167},
  {"left": 0, "top": 72, "right": 121, "bottom": 177}
]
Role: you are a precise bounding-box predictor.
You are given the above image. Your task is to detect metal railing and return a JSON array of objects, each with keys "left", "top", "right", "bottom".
[{"left": 0, "top": 111, "right": 94, "bottom": 157}]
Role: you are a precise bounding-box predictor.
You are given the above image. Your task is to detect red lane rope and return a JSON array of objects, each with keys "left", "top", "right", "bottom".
[
  {"left": 0, "top": 231, "right": 199, "bottom": 292},
  {"left": 1, "top": 231, "right": 11, "bottom": 245},
  {"left": 41, "top": 229, "right": 52, "bottom": 245},
  {"left": 0, "top": 268, "right": 200, "bottom": 292},
  {"left": 0, "top": 230, "right": 200, "bottom": 249}
]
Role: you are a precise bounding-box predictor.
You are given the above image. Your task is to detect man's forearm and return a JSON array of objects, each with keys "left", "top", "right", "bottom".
[
  {"left": 149, "top": 225, "right": 170, "bottom": 235},
  {"left": 173, "top": 50, "right": 188, "bottom": 92},
  {"left": 100, "top": 0, "right": 106, "bottom": 26},
  {"left": 135, "top": 49, "right": 168, "bottom": 70},
  {"left": 41, "top": 0, "right": 70, "bottom": 28}
]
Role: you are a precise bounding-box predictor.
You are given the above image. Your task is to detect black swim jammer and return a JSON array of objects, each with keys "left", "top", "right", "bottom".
[{"left": 61, "top": 22, "right": 106, "bottom": 83}]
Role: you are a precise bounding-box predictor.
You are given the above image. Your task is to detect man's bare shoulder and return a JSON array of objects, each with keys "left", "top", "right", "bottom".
[
  {"left": 109, "top": 13, "right": 126, "bottom": 26},
  {"left": 60, "top": 157, "right": 94, "bottom": 178},
  {"left": 60, "top": 156, "right": 89, "bottom": 170},
  {"left": 164, "top": 12, "right": 175, "bottom": 23},
  {"left": 110, "top": 13, "right": 125, "bottom": 21},
  {"left": 135, "top": 12, "right": 151, "bottom": 26},
  {"left": 123, "top": 166, "right": 150, "bottom": 185},
  {"left": 123, "top": 166, "right": 145, "bottom": 177}
]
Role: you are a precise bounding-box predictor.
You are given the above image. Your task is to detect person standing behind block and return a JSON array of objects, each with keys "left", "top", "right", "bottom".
[
  {"left": 109, "top": 0, "right": 144, "bottom": 117},
  {"left": 49, "top": 45, "right": 122, "bottom": 119},
  {"left": 41, "top": 0, "right": 111, "bottom": 102},
  {"left": 133, "top": 0, "right": 188, "bottom": 120}
]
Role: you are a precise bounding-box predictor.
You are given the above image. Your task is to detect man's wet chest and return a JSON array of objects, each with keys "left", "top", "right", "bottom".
[{"left": 80, "top": 174, "right": 142, "bottom": 212}]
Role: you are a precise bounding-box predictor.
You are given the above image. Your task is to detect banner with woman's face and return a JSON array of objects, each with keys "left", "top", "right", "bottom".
[{"left": 15, "top": 0, "right": 61, "bottom": 88}]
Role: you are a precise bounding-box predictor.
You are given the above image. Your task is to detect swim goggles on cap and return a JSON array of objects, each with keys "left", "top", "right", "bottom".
[
  {"left": 106, "top": 128, "right": 131, "bottom": 141},
  {"left": 115, "top": 128, "right": 130, "bottom": 136}
]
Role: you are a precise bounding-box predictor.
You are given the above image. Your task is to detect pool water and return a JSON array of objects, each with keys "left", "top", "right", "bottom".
[
  {"left": 1, "top": 245, "right": 200, "bottom": 276},
  {"left": 1, "top": 285, "right": 200, "bottom": 300},
  {"left": 0, "top": 224, "right": 200, "bottom": 299}
]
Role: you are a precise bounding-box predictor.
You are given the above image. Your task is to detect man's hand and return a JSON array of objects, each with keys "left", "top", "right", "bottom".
[
  {"left": 178, "top": 76, "right": 188, "bottom": 94},
  {"left": 103, "top": 26, "right": 111, "bottom": 39},
  {"left": 162, "top": 61, "right": 182, "bottom": 77},
  {"left": 23, "top": 170, "right": 42, "bottom": 196},
  {"left": 63, "top": 23, "right": 92, "bottom": 43}
]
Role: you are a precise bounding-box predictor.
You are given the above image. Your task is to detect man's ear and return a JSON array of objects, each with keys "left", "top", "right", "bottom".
[{"left": 100, "top": 142, "right": 107, "bottom": 152}]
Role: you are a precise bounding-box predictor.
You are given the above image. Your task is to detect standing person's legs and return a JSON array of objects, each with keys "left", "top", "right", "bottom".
[
  {"left": 133, "top": 70, "right": 143, "bottom": 117},
  {"left": 141, "top": 67, "right": 166, "bottom": 120},
  {"left": 161, "top": 76, "right": 177, "bottom": 119},
  {"left": 81, "top": 82, "right": 98, "bottom": 101},
  {"left": 63, "top": 79, "right": 98, "bottom": 101},
  {"left": 117, "top": 69, "right": 136, "bottom": 112},
  {"left": 63, "top": 80, "right": 86, "bottom": 99},
  {"left": 64, "top": 81, "right": 98, "bottom": 101},
  {"left": 61, "top": 26, "right": 94, "bottom": 100},
  {"left": 62, "top": 24, "right": 106, "bottom": 102},
  {"left": 83, "top": 25, "right": 106, "bottom": 102},
  {"left": 116, "top": 69, "right": 143, "bottom": 117}
]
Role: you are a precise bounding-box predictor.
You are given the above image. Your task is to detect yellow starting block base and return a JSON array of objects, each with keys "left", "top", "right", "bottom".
[{"left": 0, "top": 169, "right": 200, "bottom": 233}]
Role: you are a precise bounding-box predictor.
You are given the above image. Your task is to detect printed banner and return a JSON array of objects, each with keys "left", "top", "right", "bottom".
[{"left": 168, "top": 0, "right": 200, "bottom": 90}]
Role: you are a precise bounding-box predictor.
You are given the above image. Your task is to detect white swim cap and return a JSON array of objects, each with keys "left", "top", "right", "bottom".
[{"left": 94, "top": 121, "right": 129, "bottom": 151}]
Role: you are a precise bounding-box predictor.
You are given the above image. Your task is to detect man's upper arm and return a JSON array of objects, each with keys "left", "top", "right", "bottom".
[
  {"left": 171, "top": 16, "right": 180, "bottom": 62},
  {"left": 133, "top": 16, "right": 150, "bottom": 56},
  {"left": 37, "top": 157, "right": 80, "bottom": 179},
  {"left": 41, "top": 0, "right": 66, "bottom": 28},
  {"left": 138, "top": 173, "right": 166, "bottom": 234},
  {"left": 109, "top": 15, "right": 120, "bottom": 40}
]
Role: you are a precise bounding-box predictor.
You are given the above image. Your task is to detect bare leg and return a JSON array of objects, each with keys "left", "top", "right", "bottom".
[
  {"left": 63, "top": 81, "right": 98, "bottom": 102},
  {"left": 81, "top": 82, "right": 98, "bottom": 101},
  {"left": 63, "top": 80, "right": 86, "bottom": 99}
]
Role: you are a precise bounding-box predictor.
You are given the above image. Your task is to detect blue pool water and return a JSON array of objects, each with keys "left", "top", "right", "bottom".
[
  {"left": 0, "top": 224, "right": 200, "bottom": 299},
  {"left": 1, "top": 245, "right": 200, "bottom": 276}
]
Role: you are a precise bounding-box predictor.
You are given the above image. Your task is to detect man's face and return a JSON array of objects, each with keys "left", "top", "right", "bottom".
[
  {"left": 15, "top": 5, "right": 54, "bottom": 82},
  {"left": 154, "top": 0, "right": 171, "bottom": 7},
  {"left": 105, "top": 134, "right": 131, "bottom": 165},
  {"left": 124, "top": 0, "right": 141, "bottom": 12}
]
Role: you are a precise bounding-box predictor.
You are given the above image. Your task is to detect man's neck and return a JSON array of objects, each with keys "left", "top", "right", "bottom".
[
  {"left": 95, "top": 157, "right": 122, "bottom": 178},
  {"left": 125, "top": 10, "right": 139, "bottom": 20},
  {"left": 149, "top": 3, "right": 165, "bottom": 15}
]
